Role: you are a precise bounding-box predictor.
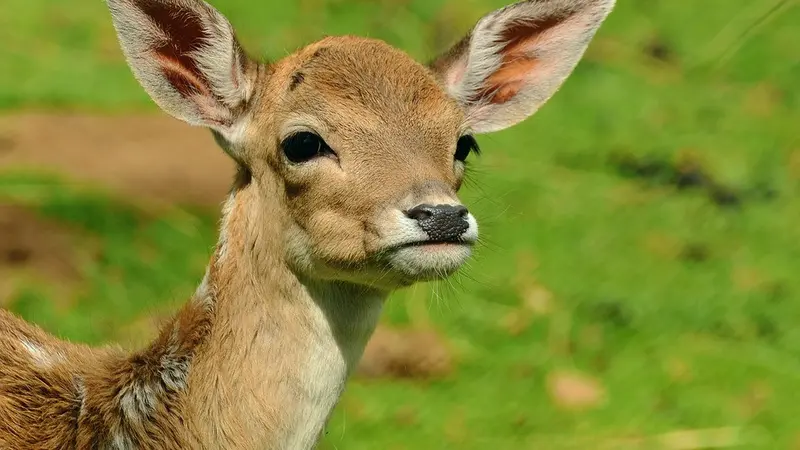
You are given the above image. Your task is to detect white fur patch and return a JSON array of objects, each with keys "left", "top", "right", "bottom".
[
  {"left": 160, "top": 344, "right": 191, "bottom": 392},
  {"left": 215, "top": 192, "right": 238, "bottom": 265},
  {"left": 283, "top": 288, "right": 384, "bottom": 449},
  {"left": 119, "top": 380, "right": 158, "bottom": 423},
  {"left": 117, "top": 335, "right": 192, "bottom": 425},
  {"left": 463, "top": 213, "right": 480, "bottom": 244},
  {"left": 193, "top": 267, "right": 216, "bottom": 308},
  {"left": 106, "top": 428, "right": 136, "bottom": 450},
  {"left": 20, "top": 339, "right": 63, "bottom": 368},
  {"left": 74, "top": 376, "right": 87, "bottom": 418}
]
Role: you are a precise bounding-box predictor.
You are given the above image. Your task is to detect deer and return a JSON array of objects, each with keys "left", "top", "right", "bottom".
[{"left": 0, "top": 0, "right": 614, "bottom": 448}]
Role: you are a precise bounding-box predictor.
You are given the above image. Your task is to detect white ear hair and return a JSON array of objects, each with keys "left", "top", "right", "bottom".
[
  {"left": 107, "top": 0, "right": 254, "bottom": 143},
  {"left": 431, "top": 0, "right": 615, "bottom": 133}
]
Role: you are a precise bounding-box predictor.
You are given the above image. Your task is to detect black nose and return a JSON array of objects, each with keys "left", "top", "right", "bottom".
[{"left": 405, "top": 204, "right": 470, "bottom": 241}]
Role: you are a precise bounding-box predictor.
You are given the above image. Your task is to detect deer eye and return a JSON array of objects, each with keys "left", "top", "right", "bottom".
[
  {"left": 455, "top": 135, "right": 480, "bottom": 162},
  {"left": 281, "top": 132, "right": 336, "bottom": 163}
]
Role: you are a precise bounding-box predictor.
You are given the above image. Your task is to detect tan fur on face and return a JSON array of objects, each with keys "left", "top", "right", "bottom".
[{"left": 242, "top": 38, "right": 470, "bottom": 287}]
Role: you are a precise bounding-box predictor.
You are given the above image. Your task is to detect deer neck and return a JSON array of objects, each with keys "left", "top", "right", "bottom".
[{"left": 180, "top": 177, "right": 386, "bottom": 448}]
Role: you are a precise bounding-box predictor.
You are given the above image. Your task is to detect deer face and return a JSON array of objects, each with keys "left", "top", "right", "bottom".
[
  {"left": 248, "top": 39, "right": 475, "bottom": 288},
  {"left": 107, "top": 0, "right": 615, "bottom": 290}
]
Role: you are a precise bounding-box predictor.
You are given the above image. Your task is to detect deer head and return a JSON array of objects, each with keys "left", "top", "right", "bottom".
[{"left": 107, "top": 0, "right": 615, "bottom": 291}]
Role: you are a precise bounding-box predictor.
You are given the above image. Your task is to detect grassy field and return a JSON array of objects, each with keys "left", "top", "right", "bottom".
[{"left": 2, "top": 0, "right": 800, "bottom": 448}]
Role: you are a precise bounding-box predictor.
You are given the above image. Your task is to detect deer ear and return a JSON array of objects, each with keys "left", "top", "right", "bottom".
[
  {"left": 430, "top": 0, "right": 615, "bottom": 134},
  {"left": 107, "top": 0, "right": 254, "bottom": 143}
]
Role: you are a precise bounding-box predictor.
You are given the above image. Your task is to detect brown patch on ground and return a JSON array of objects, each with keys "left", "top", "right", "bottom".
[
  {"left": 789, "top": 150, "right": 800, "bottom": 180},
  {"left": 735, "top": 381, "right": 772, "bottom": 419},
  {"left": 502, "top": 263, "right": 556, "bottom": 336},
  {"left": 0, "top": 204, "right": 84, "bottom": 307},
  {"left": 663, "top": 357, "right": 693, "bottom": 383},
  {"left": 656, "top": 427, "right": 744, "bottom": 449},
  {"left": 0, "top": 113, "right": 235, "bottom": 208},
  {"left": 499, "top": 309, "right": 533, "bottom": 336},
  {"left": 742, "top": 82, "right": 782, "bottom": 118},
  {"left": 443, "top": 408, "right": 468, "bottom": 445},
  {"left": 356, "top": 325, "right": 454, "bottom": 380},
  {"left": 393, "top": 405, "right": 418, "bottom": 427},
  {"left": 642, "top": 232, "right": 682, "bottom": 260},
  {"left": 731, "top": 266, "right": 769, "bottom": 292},
  {"left": 546, "top": 369, "right": 607, "bottom": 412}
]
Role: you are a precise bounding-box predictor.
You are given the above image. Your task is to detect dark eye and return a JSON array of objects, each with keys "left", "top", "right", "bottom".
[
  {"left": 281, "top": 131, "right": 336, "bottom": 163},
  {"left": 455, "top": 135, "right": 480, "bottom": 162}
]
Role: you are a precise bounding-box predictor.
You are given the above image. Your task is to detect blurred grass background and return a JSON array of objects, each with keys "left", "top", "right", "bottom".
[{"left": 1, "top": 0, "right": 799, "bottom": 448}]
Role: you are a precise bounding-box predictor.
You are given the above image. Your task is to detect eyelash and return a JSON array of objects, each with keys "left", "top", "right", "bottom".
[{"left": 455, "top": 135, "right": 480, "bottom": 162}]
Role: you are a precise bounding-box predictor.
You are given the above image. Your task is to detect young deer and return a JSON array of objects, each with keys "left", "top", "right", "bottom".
[{"left": 0, "top": 0, "right": 614, "bottom": 448}]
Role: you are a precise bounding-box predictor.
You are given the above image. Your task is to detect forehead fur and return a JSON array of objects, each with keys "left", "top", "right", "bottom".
[{"left": 273, "top": 36, "right": 464, "bottom": 132}]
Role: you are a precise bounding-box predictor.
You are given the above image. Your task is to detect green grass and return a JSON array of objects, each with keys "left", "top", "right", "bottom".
[{"left": 2, "top": 0, "right": 800, "bottom": 448}]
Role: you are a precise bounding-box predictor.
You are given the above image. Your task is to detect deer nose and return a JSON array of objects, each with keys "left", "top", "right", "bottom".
[{"left": 405, "top": 204, "right": 470, "bottom": 241}]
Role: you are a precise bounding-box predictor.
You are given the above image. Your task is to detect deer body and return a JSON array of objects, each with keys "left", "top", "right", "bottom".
[{"left": 0, "top": 0, "right": 614, "bottom": 448}]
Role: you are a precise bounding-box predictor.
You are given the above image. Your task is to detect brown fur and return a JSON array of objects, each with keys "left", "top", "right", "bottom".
[
  {"left": 0, "top": 0, "right": 614, "bottom": 448},
  {"left": 0, "top": 42, "right": 466, "bottom": 448}
]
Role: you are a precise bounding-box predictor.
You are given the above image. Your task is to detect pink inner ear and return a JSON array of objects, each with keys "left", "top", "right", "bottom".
[
  {"left": 483, "top": 58, "right": 539, "bottom": 104},
  {"left": 156, "top": 54, "right": 212, "bottom": 99},
  {"left": 137, "top": 0, "right": 212, "bottom": 97},
  {"left": 473, "top": 14, "right": 564, "bottom": 105}
]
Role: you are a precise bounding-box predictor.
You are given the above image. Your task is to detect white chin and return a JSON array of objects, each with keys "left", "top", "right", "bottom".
[{"left": 385, "top": 243, "right": 472, "bottom": 281}]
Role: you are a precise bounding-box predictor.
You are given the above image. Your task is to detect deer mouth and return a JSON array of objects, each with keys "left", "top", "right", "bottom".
[
  {"left": 379, "top": 239, "right": 474, "bottom": 282},
  {"left": 395, "top": 238, "right": 475, "bottom": 249}
]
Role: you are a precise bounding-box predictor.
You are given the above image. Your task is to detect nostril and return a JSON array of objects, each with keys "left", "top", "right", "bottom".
[
  {"left": 406, "top": 204, "right": 469, "bottom": 222},
  {"left": 405, "top": 204, "right": 435, "bottom": 221}
]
